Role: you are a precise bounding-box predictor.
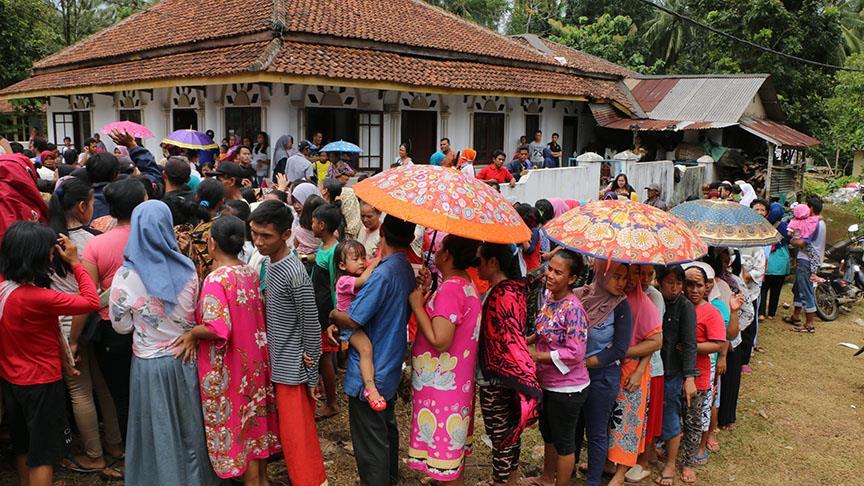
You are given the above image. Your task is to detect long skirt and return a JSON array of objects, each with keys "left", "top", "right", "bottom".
[
  {"left": 125, "top": 355, "right": 221, "bottom": 486},
  {"left": 607, "top": 359, "right": 651, "bottom": 467}
]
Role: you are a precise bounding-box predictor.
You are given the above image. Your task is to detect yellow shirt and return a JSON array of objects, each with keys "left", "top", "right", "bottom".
[{"left": 314, "top": 161, "right": 331, "bottom": 182}]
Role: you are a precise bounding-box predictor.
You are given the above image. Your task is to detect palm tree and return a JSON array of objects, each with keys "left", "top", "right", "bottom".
[
  {"left": 641, "top": 0, "right": 694, "bottom": 66},
  {"left": 837, "top": 0, "right": 864, "bottom": 60}
]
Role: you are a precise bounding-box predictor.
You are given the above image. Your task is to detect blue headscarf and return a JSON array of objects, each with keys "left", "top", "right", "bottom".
[
  {"left": 123, "top": 200, "right": 196, "bottom": 313},
  {"left": 430, "top": 151, "right": 445, "bottom": 166},
  {"left": 767, "top": 202, "right": 784, "bottom": 224}
]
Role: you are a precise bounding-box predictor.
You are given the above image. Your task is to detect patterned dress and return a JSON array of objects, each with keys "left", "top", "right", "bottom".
[
  {"left": 408, "top": 277, "right": 483, "bottom": 481},
  {"left": 196, "top": 265, "right": 280, "bottom": 479}
]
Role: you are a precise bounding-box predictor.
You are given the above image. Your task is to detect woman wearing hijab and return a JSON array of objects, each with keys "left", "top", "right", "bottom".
[
  {"left": 736, "top": 181, "right": 757, "bottom": 207},
  {"left": 547, "top": 197, "right": 569, "bottom": 219},
  {"left": 760, "top": 202, "right": 790, "bottom": 320},
  {"left": 573, "top": 261, "right": 633, "bottom": 486},
  {"left": 109, "top": 200, "right": 219, "bottom": 486},
  {"left": 270, "top": 135, "right": 298, "bottom": 181},
  {"left": 606, "top": 265, "right": 662, "bottom": 486}
]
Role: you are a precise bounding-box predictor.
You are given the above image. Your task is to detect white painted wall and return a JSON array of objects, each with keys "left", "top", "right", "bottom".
[
  {"left": 43, "top": 84, "right": 598, "bottom": 171},
  {"left": 499, "top": 165, "right": 602, "bottom": 204}
]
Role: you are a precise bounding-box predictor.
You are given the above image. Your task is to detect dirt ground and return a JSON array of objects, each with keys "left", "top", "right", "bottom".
[{"left": 2, "top": 287, "right": 863, "bottom": 486}]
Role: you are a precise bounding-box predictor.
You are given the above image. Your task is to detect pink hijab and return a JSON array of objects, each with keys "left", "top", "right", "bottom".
[
  {"left": 548, "top": 197, "right": 569, "bottom": 218},
  {"left": 625, "top": 270, "right": 663, "bottom": 346},
  {"left": 565, "top": 199, "right": 580, "bottom": 210},
  {"left": 575, "top": 260, "right": 628, "bottom": 328}
]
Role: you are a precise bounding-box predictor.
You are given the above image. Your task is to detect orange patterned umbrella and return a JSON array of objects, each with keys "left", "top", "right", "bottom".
[
  {"left": 352, "top": 165, "right": 530, "bottom": 244},
  {"left": 545, "top": 199, "right": 707, "bottom": 265}
]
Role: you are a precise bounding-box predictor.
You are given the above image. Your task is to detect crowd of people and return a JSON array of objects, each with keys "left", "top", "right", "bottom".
[{"left": 0, "top": 127, "right": 829, "bottom": 486}]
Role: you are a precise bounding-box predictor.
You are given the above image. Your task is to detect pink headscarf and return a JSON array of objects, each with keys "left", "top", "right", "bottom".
[
  {"left": 575, "top": 260, "right": 628, "bottom": 328},
  {"left": 625, "top": 269, "right": 663, "bottom": 346},
  {"left": 565, "top": 199, "right": 580, "bottom": 210},
  {"left": 788, "top": 204, "right": 819, "bottom": 238},
  {"left": 548, "top": 197, "right": 569, "bottom": 218}
]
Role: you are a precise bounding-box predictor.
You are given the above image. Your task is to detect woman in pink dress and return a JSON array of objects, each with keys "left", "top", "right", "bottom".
[
  {"left": 174, "top": 215, "right": 280, "bottom": 484},
  {"left": 408, "top": 235, "right": 483, "bottom": 484}
]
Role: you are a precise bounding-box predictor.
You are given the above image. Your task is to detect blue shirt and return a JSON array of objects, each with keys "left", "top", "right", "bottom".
[{"left": 345, "top": 251, "right": 415, "bottom": 400}]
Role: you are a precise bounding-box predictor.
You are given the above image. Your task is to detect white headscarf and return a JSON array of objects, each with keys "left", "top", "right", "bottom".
[{"left": 737, "top": 181, "right": 757, "bottom": 207}]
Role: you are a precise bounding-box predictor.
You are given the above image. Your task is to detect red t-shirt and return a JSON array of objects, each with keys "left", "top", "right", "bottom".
[
  {"left": 0, "top": 264, "right": 100, "bottom": 385},
  {"left": 476, "top": 165, "right": 514, "bottom": 183},
  {"left": 694, "top": 302, "right": 727, "bottom": 391}
]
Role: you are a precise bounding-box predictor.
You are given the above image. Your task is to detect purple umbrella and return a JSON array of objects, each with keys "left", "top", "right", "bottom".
[{"left": 161, "top": 129, "right": 218, "bottom": 150}]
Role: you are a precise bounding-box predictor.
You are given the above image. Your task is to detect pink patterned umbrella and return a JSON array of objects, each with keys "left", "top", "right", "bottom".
[{"left": 100, "top": 121, "right": 154, "bottom": 139}]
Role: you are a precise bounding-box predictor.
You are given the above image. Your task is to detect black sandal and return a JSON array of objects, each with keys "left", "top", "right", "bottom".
[{"left": 782, "top": 316, "right": 801, "bottom": 325}]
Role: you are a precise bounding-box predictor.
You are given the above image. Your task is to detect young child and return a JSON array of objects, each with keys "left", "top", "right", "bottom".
[
  {"left": 333, "top": 240, "right": 385, "bottom": 410},
  {"left": 310, "top": 204, "right": 343, "bottom": 418},
  {"left": 787, "top": 203, "right": 822, "bottom": 271}
]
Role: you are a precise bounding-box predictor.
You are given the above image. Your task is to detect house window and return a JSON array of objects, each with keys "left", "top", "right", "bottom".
[
  {"left": 525, "top": 114, "right": 540, "bottom": 141},
  {"left": 172, "top": 109, "right": 198, "bottom": 131},
  {"left": 53, "top": 112, "right": 75, "bottom": 145},
  {"left": 473, "top": 113, "right": 504, "bottom": 164},
  {"left": 225, "top": 107, "right": 261, "bottom": 141},
  {"left": 358, "top": 111, "right": 383, "bottom": 170},
  {"left": 54, "top": 111, "right": 91, "bottom": 150},
  {"left": 119, "top": 109, "right": 142, "bottom": 124}
]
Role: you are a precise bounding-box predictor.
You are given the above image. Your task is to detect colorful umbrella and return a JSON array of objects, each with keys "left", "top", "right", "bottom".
[
  {"left": 670, "top": 199, "right": 780, "bottom": 248},
  {"left": 352, "top": 165, "right": 530, "bottom": 244},
  {"left": 161, "top": 129, "right": 218, "bottom": 150},
  {"left": 320, "top": 140, "right": 362, "bottom": 153},
  {"left": 100, "top": 121, "right": 153, "bottom": 139},
  {"left": 544, "top": 199, "right": 707, "bottom": 265}
]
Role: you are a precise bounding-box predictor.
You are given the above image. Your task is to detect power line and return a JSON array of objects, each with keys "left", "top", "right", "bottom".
[{"left": 637, "top": 0, "right": 864, "bottom": 73}]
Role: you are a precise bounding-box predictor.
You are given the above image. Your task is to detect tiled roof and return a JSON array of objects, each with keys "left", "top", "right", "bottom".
[
  {"left": 512, "top": 36, "right": 633, "bottom": 77},
  {"left": 4, "top": 42, "right": 271, "bottom": 95},
  {"left": 34, "top": 0, "right": 565, "bottom": 72},
  {"left": 34, "top": 0, "right": 272, "bottom": 70},
  {"left": 268, "top": 41, "right": 632, "bottom": 105}
]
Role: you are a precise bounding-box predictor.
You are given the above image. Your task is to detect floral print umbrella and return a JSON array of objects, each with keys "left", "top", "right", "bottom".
[
  {"left": 352, "top": 164, "right": 530, "bottom": 244},
  {"left": 545, "top": 199, "right": 707, "bottom": 265},
  {"left": 670, "top": 199, "right": 781, "bottom": 248}
]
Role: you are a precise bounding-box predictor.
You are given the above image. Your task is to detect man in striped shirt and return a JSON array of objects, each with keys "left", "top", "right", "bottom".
[{"left": 250, "top": 201, "right": 327, "bottom": 486}]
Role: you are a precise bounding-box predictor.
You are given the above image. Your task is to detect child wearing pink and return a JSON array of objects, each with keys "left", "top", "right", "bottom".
[{"left": 788, "top": 204, "right": 821, "bottom": 265}]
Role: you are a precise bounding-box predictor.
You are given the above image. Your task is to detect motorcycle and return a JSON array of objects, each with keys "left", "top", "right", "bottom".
[{"left": 815, "top": 224, "right": 864, "bottom": 321}]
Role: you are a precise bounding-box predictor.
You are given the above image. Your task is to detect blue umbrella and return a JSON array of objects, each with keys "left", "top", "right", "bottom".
[
  {"left": 320, "top": 140, "right": 363, "bottom": 153},
  {"left": 670, "top": 199, "right": 780, "bottom": 247}
]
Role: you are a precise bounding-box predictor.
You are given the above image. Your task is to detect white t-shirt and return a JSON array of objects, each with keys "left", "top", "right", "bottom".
[{"left": 461, "top": 162, "right": 475, "bottom": 177}]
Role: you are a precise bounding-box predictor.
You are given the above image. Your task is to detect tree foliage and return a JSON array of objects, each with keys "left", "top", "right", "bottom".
[
  {"left": 549, "top": 14, "right": 664, "bottom": 74},
  {"left": 0, "top": 0, "right": 61, "bottom": 88},
  {"left": 426, "top": 0, "right": 509, "bottom": 29},
  {"left": 825, "top": 53, "right": 864, "bottom": 151}
]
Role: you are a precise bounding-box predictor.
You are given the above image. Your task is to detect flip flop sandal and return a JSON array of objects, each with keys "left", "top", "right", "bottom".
[
  {"left": 654, "top": 475, "right": 674, "bottom": 486},
  {"left": 61, "top": 456, "right": 103, "bottom": 474},
  {"left": 782, "top": 316, "right": 801, "bottom": 325},
  {"left": 792, "top": 326, "right": 815, "bottom": 334},
  {"left": 693, "top": 452, "right": 709, "bottom": 465},
  {"left": 706, "top": 440, "right": 720, "bottom": 453},
  {"left": 625, "top": 465, "right": 653, "bottom": 483},
  {"left": 681, "top": 471, "right": 698, "bottom": 484},
  {"left": 100, "top": 463, "right": 124, "bottom": 481}
]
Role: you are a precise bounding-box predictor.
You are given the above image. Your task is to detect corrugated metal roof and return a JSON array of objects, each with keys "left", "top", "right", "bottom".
[
  {"left": 739, "top": 117, "right": 821, "bottom": 148},
  {"left": 629, "top": 78, "right": 678, "bottom": 112},
  {"left": 590, "top": 104, "right": 735, "bottom": 131},
  {"left": 636, "top": 76, "right": 767, "bottom": 122}
]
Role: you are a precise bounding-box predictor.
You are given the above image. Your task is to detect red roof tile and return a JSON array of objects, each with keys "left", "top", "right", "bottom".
[
  {"left": 268, "top": 41, "right": 631, "bottom": 105},
  {"left": 34, "top": 0, "right": 565, "bottom": 72},
  {"left": 511, "top": 37, "right": 633, "bottom": 77},
  {"left": 4, "top": 42, "right": 270, "bottom": 95},
  {"left": 34, "top": 0, "right": 272, "bottom": 70}
]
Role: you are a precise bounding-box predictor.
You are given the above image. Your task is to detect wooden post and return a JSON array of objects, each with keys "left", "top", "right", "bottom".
[{"left": 765, "top": 142, "right": 774, "bottom": 199}]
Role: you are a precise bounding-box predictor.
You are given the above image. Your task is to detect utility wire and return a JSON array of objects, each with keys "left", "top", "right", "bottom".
[{"left": 636, "top": 0, "right": 864, "bottom": 73}]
